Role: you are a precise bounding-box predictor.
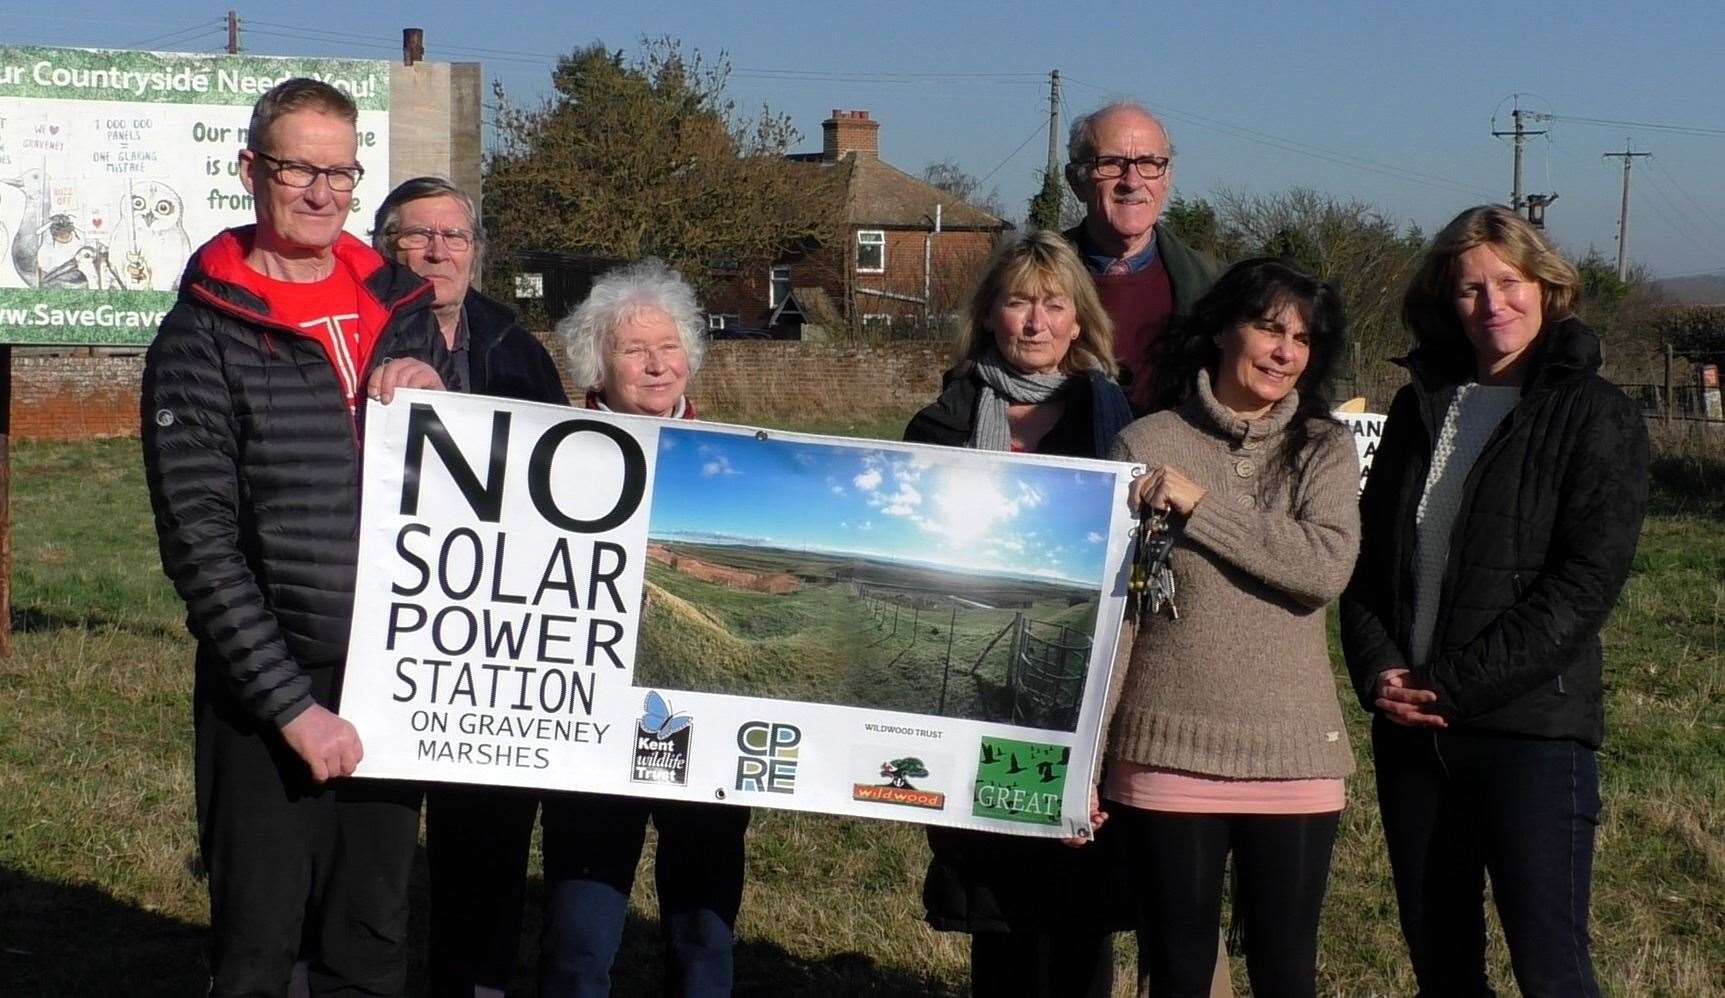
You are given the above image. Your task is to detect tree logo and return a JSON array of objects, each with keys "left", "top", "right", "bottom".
[{"left": 853, "top": 756, "right": 946, "bottom": 810}]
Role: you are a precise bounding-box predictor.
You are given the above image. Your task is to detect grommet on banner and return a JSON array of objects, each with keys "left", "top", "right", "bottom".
[
  {"left": 714, "top": 788, "right": 727, "bottom": 801},
  {"left": 754, "top": 430, "right": 769, "bottom": 441}
]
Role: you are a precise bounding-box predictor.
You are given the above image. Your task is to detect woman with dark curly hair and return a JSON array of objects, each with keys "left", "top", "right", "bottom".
[
  {"left": 1103, "top": 257, "right": 1360, "bottom": 997},
  {"left": 1342, "top": 205, "right": 1648, "bottom": 997}
]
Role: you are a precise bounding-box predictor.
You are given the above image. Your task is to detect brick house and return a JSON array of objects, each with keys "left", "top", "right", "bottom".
[{"left": 705, "top": 109, "right": 1012, "bottom": 339}]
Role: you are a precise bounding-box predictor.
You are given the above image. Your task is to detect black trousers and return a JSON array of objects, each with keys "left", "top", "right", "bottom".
[
  {"left": 1373, "top": 720, "right": 1601, "bottom": 998},
  {"left": 1113, "top": 804, "right": 1339, "bottom": 998},
  {"left": 969, "top": 930, "right": 1113, "bottom": 998},
  {"left": 425, "top": 784, "right": 542, "bottom": 997},
  {"left": 194, "top": 659, "right": 420, "bottom": 997}
]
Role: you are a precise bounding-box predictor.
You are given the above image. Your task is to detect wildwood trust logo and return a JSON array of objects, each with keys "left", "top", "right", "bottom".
[
  {"left": 852, "top": 756, "right": 945, "bottom": 810},
  {"left": 630, "top": 691, "right": 691, "bottom": 786},
  {"left": 970, "top": 736, "right": 1067, "bottom": 826},
  {"left": 735, "top": 721, "right": 801, "bottom": 793}
]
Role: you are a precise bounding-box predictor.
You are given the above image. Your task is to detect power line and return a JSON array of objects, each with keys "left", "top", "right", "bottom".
[
  {"left": 125, "top": 22, "right": 223, "bottom": 50},
  {"left": 976, "top": 118, "right": 1052, "bottom": 186},
  {"left": 1648, "top": 156, "right": 1725, "bottom": 241},
  {"left": 1639, "top": 166, "right": 1725, "bottom": 259},
  {"left": 1549, "top": 114, "right": 1725, "bottom": 139},
  {"left": 1061, "top": 76, "right": 1494, "bottom": 200}
]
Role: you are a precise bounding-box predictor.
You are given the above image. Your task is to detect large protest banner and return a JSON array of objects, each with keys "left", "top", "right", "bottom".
[
  {"left": 0, "top": 45, "right": 390, "bottom": 343},
  {"left": 342, "top": 391, "right": 1138, "bottom": 839}
]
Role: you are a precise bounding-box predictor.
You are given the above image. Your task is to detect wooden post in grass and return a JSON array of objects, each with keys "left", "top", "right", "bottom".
[
  {"left": 0, "top": 345, "right": 10, "bottom": 656},
  {"left": 1664, "top": 343, "right": 1674, "bottom": 425}
]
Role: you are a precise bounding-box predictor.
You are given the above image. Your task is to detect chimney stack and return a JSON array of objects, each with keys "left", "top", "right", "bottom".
[{"left": 822, "top": 109, "right": 879, "bottom": 161}]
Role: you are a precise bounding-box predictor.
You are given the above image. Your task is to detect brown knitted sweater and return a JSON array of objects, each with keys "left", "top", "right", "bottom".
[{"left": 1102, "top": 373, "right": 1360, "bottom": 780}]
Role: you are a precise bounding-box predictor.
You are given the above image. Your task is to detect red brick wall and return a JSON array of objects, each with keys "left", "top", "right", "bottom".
[
  {"left": 7, "top": 340, "right": 950, "bottom": 441},
  {"left": 9, "top": 352, "right": 145, "bottom": 441}
]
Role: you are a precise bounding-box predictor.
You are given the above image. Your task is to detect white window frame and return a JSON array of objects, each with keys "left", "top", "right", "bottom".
[
  {"left": 768, "top": 265, "right": 792, "bottom": 308},
  {"left": 707, "top": 314, "right": 739, "bottom": 330},
  {"left": 860, "top": 313, "right": 892, "bottom": 334},
  {"left": 855, "top": 230, "right": 886, "bottom": 273}
]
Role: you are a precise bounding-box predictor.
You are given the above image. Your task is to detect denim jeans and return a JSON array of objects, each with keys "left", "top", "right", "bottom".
[
  {"left": 539, "top": 793, "right": 751, "bottom": 997},
  {"left": 1373, "top": 719, "right": 1602, "bottom": 998}
]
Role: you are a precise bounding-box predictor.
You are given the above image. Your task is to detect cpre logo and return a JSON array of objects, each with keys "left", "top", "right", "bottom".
[
  {"left": 630, "top": 691, "right": 692, "bottom": 786},
  {"left": 734, "top": 721, "right": 800, "bottom": 794}
]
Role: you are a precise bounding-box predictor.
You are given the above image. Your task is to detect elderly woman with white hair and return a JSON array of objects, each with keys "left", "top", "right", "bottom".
[
  {"left": 539, "top": 259, "right": 749, "bottom": 997},
  {"left": 558, "top": 258, "right": 707, "bottom": 419}
]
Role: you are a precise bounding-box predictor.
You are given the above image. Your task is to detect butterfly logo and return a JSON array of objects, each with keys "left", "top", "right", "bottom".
[{"left": 638, "top": 690, "right": 692, "bottom": 740}]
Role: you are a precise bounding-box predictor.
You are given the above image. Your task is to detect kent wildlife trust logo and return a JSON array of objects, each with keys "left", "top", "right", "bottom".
[
  {"left": 734, "top": 721, "right": 800, "bottom": 793},
  {"left": 853, "top": 756, "right": 946, "bottom": 810},
  {"left": 630, "top": 691, "right": 692, "bottom": 786}
]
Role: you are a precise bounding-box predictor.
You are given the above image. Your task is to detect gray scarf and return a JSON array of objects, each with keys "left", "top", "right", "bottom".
[{"left": 967, "top": 348, "right": 1133, "bottom": 456}]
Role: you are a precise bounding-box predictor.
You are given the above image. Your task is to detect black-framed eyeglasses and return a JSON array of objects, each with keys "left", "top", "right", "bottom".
[
  {"left": 1083, "top": 154, "right": 1171, "bottom": 180},
  {"left": 254, "top": 152, "right": 365, "bottom": 192},
  {"left": 388, "top": 226, "right": 476, "bottom": 251}
]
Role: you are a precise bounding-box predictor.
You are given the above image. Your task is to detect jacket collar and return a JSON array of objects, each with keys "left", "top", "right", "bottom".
[
  {"left": 179, "top": 225, "right": 430, "bottom": 327},
  {"left": 1397, "top": 315, "right": 1602, "bottom": 397},
  {"left": 460, "top": 287, "right": 521, "bottom": 353}
]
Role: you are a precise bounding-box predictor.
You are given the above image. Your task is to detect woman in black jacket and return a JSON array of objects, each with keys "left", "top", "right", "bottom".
[
  {"left": 1341, "top": 205, "right": 1648, "bottom": 998},
  {"left": 908, "top": 229, "right": 1134, "bottom": 998}
]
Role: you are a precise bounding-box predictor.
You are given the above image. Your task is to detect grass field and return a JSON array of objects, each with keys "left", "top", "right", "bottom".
[
  {"left": 637, "top": 541, "right": 1099, "bottom": 730},
  {"left": 2, "top": 432, "right": 1721, "bottom": 996}
]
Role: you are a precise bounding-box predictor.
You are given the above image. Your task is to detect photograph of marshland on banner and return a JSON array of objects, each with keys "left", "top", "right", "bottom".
[
  {"left": 338, "top": 391, "right": 1137, "bottom": 838},
  {"left": 638, "top": 425, "right": 1116, "bottom": 732}
]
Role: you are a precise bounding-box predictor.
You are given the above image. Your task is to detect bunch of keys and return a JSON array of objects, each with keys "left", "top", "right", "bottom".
[{"left": 1129, "top": 508, "right": 1180, "bottom": 620}]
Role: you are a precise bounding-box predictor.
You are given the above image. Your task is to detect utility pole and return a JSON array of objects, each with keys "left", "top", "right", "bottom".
[
  {"left": 1492, "top": 96, "right": 1551, "bottom": 214},
  {"left": 1604, "top": 143, "right": 1651, "bottom": 280},
  {"left": 1045, "top": 70, "right": 1061, "bottom": 180},
  {"left": 225, "top": 10, "right": 239, "bottom": 54}
]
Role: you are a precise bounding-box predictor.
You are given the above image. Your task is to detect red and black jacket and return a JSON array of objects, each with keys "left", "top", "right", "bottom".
[{"left": 141, "top": 226, "right": 449, "bottom": 728}]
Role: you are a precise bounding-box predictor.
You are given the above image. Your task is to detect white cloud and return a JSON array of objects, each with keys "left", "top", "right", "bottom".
[
  {"left": 702, "top": 454, "right": 739, "bottom": 476},
  {"left": 853, "top": 467, "right": 883, "bottom": 491},
  {"left": 831, "top": 485, "right": 846, "bottom": 496},
  {"left": 1086, "top": 531, "right": 1104, "bottom": 544},
  {"left": 874, "top": 482, "right": 923, "bottom": 517}
]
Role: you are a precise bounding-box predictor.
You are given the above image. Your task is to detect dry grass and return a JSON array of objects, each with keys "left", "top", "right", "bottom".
[{"left": 1, "top": 435, "right": 1720, "bottom": 996}]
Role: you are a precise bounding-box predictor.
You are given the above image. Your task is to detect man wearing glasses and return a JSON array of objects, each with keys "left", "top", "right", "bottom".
[
  {"left": 373, "top": 177, "right": 566, "bottom": 402},
  {"left": 1063, "top": 101, "right": 1217, "bottom": 415},
  {"left": 142, "top": 78, "right": 447, "bottom": 996},
  {"left": 371, "top": 177, "right": 567, "bottom": 996}
]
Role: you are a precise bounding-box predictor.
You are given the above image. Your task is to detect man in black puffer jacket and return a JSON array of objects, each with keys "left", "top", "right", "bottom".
[{"left": 142, "top": 80, "right": 449, "bottom": 996}]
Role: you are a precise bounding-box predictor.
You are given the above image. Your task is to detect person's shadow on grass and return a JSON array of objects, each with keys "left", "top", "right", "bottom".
[{"left": 3, "top": 849, "right": 958, "bottom": 996}]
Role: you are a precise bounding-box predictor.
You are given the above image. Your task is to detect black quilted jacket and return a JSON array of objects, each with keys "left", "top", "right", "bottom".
[
  {"left": 1340, "top": 317, "right": 1649, "bottom": 747},
  {"left": 142, "top": 227, "right": 447, "bottom": 728},
  {"left": 461, "top": 288, "right": 568, "bottom": 406}
]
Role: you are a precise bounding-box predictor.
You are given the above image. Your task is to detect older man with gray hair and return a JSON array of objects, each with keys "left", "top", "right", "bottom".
[
  {"left": 1063, "top": 101, "right": 1217, "bottom": 414},
  {"left": 371, "top": 177, "right": 567, "bottom": 997},
  {"left": 373, "top": 176, "right": 566, "bottom": 403}
]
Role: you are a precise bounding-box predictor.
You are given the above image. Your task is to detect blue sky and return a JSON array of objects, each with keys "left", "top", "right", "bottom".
[
  {"left": 8, "top": 2, "right": 1722, "bottom": 278},
  {"left": 648, "top": 427, "right": 1117, "bottom": 587}
]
